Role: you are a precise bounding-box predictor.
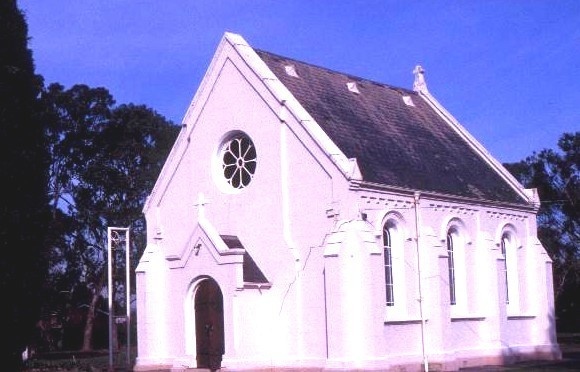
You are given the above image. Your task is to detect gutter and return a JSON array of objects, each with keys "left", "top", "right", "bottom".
[{"left": 350, "top": 179, "right": 536, "bottom": 213}]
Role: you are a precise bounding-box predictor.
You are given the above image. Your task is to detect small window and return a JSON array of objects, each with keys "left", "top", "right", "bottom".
[
  {"left": 447, "top": 231, "right": 456, "bottom": 305},
  {"left": 383, "top": 225, "right": 394, "bottom": 306},
  {"left": 220, "top": 134, "right": 257, "bottom": 189}
]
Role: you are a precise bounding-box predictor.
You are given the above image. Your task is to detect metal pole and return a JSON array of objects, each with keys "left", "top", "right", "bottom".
[
  {"left": 125, "top": 228, "right": 131, "bottom": 368},
  {"left": 414, "top": 192, "right": 429, "bottom": 372},
  {"left": 107, "top": 227, "right": 130, "bottom": 370},
  {"left": 107, "top": 227, "right": 114, "bottom": 370}
]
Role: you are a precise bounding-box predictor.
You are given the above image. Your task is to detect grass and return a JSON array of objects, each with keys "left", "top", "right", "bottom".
[
  {"left": 23, "top": 334, "right": 580, "bottom": 371},
  {"left": 23, "top": 348, "right": 135, "bottom": 371}
]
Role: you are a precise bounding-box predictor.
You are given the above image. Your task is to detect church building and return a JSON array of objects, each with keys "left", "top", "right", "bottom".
[{"left": 134, "top": 32, "right": 561, "bottom": 371}]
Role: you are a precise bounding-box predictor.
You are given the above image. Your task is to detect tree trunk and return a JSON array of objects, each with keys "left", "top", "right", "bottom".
[
  {"left": 82, "top": 272, "right": 119, "bottom": 352},
  {"left": 81, "top": 285, "right": 100, "bottom": 351}
]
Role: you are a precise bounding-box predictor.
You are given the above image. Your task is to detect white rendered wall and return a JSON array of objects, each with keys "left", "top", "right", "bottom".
[
  {"left": 137, "top": 38, "right": 350, "bottom": 369},
  {"left": 347, "top": 190, "right": 559, "bottom": 370}
]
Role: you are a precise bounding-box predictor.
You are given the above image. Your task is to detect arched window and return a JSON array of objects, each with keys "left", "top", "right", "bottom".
[
  {"left": 381, "top": 215, "right": 418, "bottom": 322},
  {"left": 383, "top": 225, "right": 394, "bottom": 306},
  {"left": 447, "top": 231, "right": 456, "bottom": 305},
  {"left": 500, "top": 229, "right": 520, "bottom": 313},
  {"left": 444, "top": 220, "right": 477, "bottom": 316},
  {"left": 501, "top": 233, "right": 509, "bottom": 304}
]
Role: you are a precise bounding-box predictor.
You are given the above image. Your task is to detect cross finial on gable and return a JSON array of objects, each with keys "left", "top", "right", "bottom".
[{"left": 413, "top": 65, "right": 428, "bottom": 93}]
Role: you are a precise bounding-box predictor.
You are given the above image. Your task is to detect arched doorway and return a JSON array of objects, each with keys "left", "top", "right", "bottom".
[{"left": 194, "top": 278, "right": 224, "bottom": 370}]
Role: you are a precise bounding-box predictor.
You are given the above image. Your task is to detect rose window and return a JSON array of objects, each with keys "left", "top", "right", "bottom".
[{"left": 221, "top": 135, "right": 257, "bottom": 189}]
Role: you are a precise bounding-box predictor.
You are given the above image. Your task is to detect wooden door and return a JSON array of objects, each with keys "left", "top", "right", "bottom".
[{"left": 195, "top": 279, "right": 224, "bottom": 370}]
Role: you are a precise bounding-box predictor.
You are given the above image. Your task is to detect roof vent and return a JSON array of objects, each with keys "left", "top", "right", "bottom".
[
  {"left": 346, "top": 81, "right": 360, "bottom": 94},
  {"left": 402, "top": 95, "right": 415, "bottom": 106},
  {"left": 284, "top": 64, "right": 299, "bottom": 77}
]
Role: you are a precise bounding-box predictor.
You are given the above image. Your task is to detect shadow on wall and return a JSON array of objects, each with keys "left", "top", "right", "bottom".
[{"left": 482, "top": 259, "right": 563, "bottom": 369}]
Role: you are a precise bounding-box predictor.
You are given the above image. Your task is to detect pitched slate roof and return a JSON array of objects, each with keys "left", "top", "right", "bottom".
[{"left": 255, "top": 50, "right": 525, "bottom": 205}]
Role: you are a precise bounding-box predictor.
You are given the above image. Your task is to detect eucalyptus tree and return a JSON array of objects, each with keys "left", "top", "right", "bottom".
[{"left": 41, "top": 83, "right": 179, "bottom": 350}]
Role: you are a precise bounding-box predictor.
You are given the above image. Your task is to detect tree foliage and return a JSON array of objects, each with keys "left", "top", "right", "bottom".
[
  {"left": 504, "top": 131, "right": 580, "bottom": 331},
  {"left": 0, "top": 0, "right": 50, "bottom": 367},
  {"left": 40, "top": 83, "right": 179, "bottom": 350}
]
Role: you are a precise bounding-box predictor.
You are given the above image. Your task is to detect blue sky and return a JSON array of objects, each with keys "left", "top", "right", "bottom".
[{"left": 19, "top": 1, "right": 580, "bottom": 163}]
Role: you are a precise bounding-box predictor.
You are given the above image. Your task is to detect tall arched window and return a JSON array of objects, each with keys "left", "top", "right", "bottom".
[
  {"left": 381, "top": 215, "right": 417, "bottom": 321},
  {"left": 447, "top": 231, "right": 456, "bottom": 305},
  {"left": 383, "top": 225, "right": 395, "bottom": 306},
  {"left": 501, "top": 233, "right": 509, "bottom": 304},
  {"left": 500, "top": 229, "right": 520, "bottom": 313}
]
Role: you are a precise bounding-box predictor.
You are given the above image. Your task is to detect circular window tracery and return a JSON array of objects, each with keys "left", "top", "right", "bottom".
[{"left": 220, "top": 134, "right": 257, "bottom": 189}]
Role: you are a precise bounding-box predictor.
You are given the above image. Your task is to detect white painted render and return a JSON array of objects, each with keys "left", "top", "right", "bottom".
[{"left": 135, "top": 32, "right": 560, "bottom": 371}]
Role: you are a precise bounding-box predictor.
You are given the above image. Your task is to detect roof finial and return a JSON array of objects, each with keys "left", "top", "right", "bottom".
[{"left": 413, "top": 65, "right": 428, "bottom": 93}]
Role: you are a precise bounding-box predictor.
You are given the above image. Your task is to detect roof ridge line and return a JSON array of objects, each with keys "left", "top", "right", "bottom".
[{"left": 253, "top": 48, "right": 416, "bottom": 94}]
